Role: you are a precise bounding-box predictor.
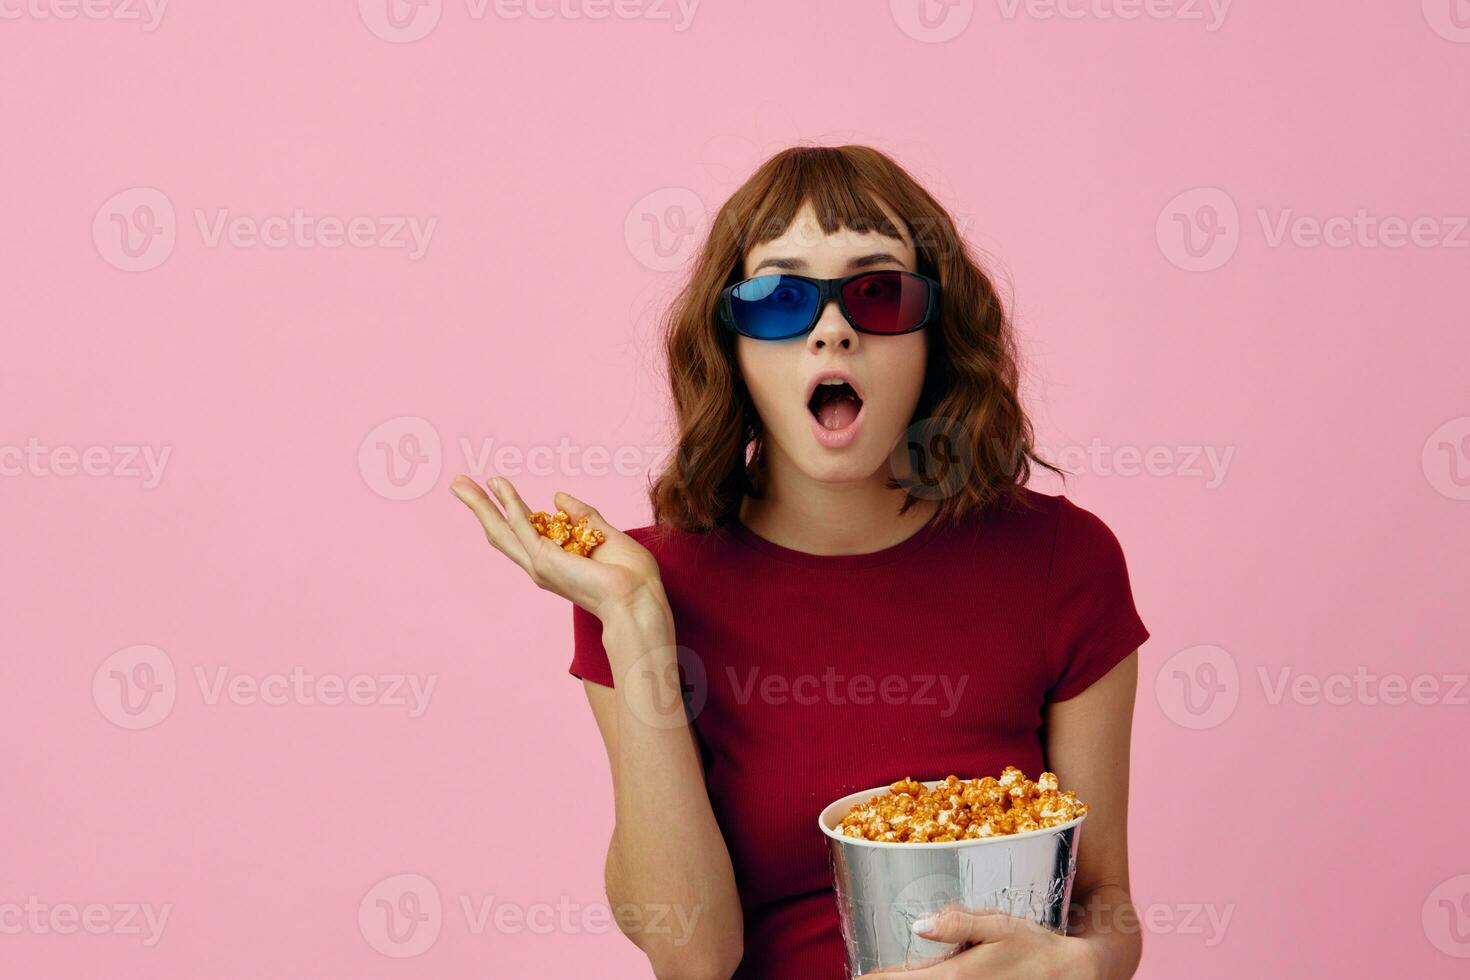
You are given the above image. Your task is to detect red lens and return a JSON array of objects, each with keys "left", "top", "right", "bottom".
[{"left": 840, "top": 272, "right": 931, "bottom": 333}]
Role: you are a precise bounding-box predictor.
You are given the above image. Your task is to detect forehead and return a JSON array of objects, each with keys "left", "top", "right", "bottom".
[{"left": 744, "top": 199, "right": 916, "bottom": 271}]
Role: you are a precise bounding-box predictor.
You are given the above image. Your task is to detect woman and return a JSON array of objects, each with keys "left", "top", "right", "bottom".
[{"left": 451, "top": 145, "right": 1148, "bottom": 979}]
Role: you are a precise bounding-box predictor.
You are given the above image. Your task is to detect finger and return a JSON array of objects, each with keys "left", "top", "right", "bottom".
[
  {"left": 859, "top": 959, "right": 958, "bottom": 980},
  {"left": 912, "top": 907, "right": 1018, "bottom": 945},
  {"left": 861, "top": 935, "right": 1006, "bottom": 979},
  {"left": 553, "top": 490, "right": 614, "bottom": 535},
  {"left": 489, "top": 476, "right": 537, "bottom": 540},
  {"left": 449, "top": 476, "right": 532, "bottom": 567},
  {"left": 488, "top": 476, "right": 567, "bottom": 575},
  {"left": 858, "top": 926, "right": 978, "bottom": 979}
]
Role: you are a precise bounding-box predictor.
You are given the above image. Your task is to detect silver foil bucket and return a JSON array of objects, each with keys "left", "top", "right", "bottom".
[{"left": 818, "top": 782, "right": 1085, "bottom": 977}]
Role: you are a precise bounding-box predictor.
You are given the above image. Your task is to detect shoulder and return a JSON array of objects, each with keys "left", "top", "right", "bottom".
[
  {"left": 1010, "top": 492, "right": 1136, "bottom": 596},
  {"left": 621, "top": 520, "right": 729, "bottom": 567},
  {"left": 947, "top": 489, "right": 1129, "bottom": 567},
  {"left": 623, "top": 521, "right": 700, "bottom": 551},
  {"left": 1047, "top": 492, "right": 1129, "bottom": 564},
  {"left": 943, "top": 487, "right": 1060, "bottom": 544},
  {"left": 995, "top": 488, "right": 1124, "bottom": 543}
]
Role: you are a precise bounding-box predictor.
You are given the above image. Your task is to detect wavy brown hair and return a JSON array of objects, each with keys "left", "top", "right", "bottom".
[{"left": 648, "top": 144, "right": 1056, "bottom": 533}]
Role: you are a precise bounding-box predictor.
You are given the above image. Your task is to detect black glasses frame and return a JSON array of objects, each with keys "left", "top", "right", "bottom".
[{"left": 717, "top": 271, "right": 942, "bottom": 340}]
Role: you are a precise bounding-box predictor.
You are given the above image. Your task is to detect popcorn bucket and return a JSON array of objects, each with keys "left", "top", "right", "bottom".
[{"left": 818, "top": 781, "right": 1085, "bottom": 977}]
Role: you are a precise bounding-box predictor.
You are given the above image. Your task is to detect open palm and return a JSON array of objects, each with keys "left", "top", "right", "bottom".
[{"left": 449, "top": 475, "right": 663, "bottom": 621}]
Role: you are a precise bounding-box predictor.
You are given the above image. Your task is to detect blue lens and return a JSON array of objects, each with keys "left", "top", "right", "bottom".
[{"left": 729, "top": 275, "right": 819, "bottom": 339}]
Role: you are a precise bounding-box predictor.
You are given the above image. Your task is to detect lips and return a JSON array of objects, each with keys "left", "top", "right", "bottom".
[{"left": 805, "top": 369, "right": 866, "bottom": 449}]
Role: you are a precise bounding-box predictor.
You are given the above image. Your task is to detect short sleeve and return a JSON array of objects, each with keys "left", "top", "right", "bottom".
[
  {"left": 1043, "top": 498, "right": 1149, "bottom": 702},
  {"left": 569, "top": 602, "right": 615, "bottom": 688}
]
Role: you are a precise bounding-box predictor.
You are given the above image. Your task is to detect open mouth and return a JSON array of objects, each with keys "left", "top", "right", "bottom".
[{"left": 808, "top": 379, "right": 864, "bottom": 432}]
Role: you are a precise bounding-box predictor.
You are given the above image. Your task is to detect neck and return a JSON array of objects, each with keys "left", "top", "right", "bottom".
[{"left": 737, "top": 448, "right": 938, "bottom": 556}]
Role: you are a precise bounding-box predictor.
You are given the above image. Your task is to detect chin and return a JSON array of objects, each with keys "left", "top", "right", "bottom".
[
  {"left": 801, "top": 460, "right": 878, "bottom": 485},
  {"left": 762, "top": 408, "right": 907, "bottom": 488},
  {"left": 789, "top": 441, "right": 893, "bottom": 486}
]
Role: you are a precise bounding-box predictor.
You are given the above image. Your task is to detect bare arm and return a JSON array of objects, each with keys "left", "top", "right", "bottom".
[
  {"left": 449, "top": 476, "right": 742, "bottom": 979},
  {"left": 580, "top": 601, "right": 744, "bottom": 977},
  {"left": 1043, "top": 650, "right": 1142, "bottom": 980}
]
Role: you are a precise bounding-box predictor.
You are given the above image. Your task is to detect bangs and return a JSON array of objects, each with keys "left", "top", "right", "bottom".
[
  {"left": 732, "top": 148, "right": 910, "bottom": 262},
  {"left": 651, "top": 143, "right": 1050, "bottom": 532}
]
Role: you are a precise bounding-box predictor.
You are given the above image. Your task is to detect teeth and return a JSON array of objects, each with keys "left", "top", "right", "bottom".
[{"left": 819, "top": 378, "right": 846, "bottom": 385}]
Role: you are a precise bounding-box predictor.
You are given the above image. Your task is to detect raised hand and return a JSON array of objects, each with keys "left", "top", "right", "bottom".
[{"left": 449, "top": 475, "right": 666, "bottom": 623}]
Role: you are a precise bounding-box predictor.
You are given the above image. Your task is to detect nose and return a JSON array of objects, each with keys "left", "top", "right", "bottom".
[{"left": 806, "top": 297, "right": 857, "bottom": 351}]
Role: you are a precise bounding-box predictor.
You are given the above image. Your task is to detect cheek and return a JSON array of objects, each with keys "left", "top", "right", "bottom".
[
  {"left": 872, "top": 335, "right": 929, "bottom": 420},
  {"left": 736, "top": 338, "right": 794, "bottom": 419}
]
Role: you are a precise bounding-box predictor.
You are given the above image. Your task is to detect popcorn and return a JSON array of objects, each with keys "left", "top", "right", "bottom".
[
  {"left": 528, "top": 509, "right": 606, "bottom": 557},
  {"left": 837, "top": 768, "right": 1088, "bottom": 844}
]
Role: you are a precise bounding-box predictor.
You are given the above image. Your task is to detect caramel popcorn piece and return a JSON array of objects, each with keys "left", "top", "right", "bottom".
[
  {"left": 528, "top": 509, "right": 606, "bottom": 557},
  {"left": 836, "top": 768, "right": 1088, "bottom": 844}
]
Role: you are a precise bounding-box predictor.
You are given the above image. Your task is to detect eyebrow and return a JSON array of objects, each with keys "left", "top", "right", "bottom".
[{"left": 749, "top": 251, "right": 909, "bottom": 276}]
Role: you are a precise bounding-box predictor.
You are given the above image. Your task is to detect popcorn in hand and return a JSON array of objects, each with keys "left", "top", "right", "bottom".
[{"left": 528, "top": 509, "right": 606, "bottom": 557}]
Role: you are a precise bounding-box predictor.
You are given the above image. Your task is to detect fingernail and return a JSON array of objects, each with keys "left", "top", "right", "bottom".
[{"left": 911, "top": 916, "right": 936, "bottom": 935}]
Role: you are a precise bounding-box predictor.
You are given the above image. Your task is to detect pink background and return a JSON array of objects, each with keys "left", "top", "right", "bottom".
[{"left": 4, "top": 1, "right": 1469, "bottom": 977}]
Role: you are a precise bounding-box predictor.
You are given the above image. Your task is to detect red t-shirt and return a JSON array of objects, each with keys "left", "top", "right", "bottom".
[{"left": 569, "top": 489, "right": 1148, "bottom": 979}]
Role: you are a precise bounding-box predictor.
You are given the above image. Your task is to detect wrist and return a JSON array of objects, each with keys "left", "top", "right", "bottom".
[{"left": 599, "top": 588, "right": 673, "bottom": 641}]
